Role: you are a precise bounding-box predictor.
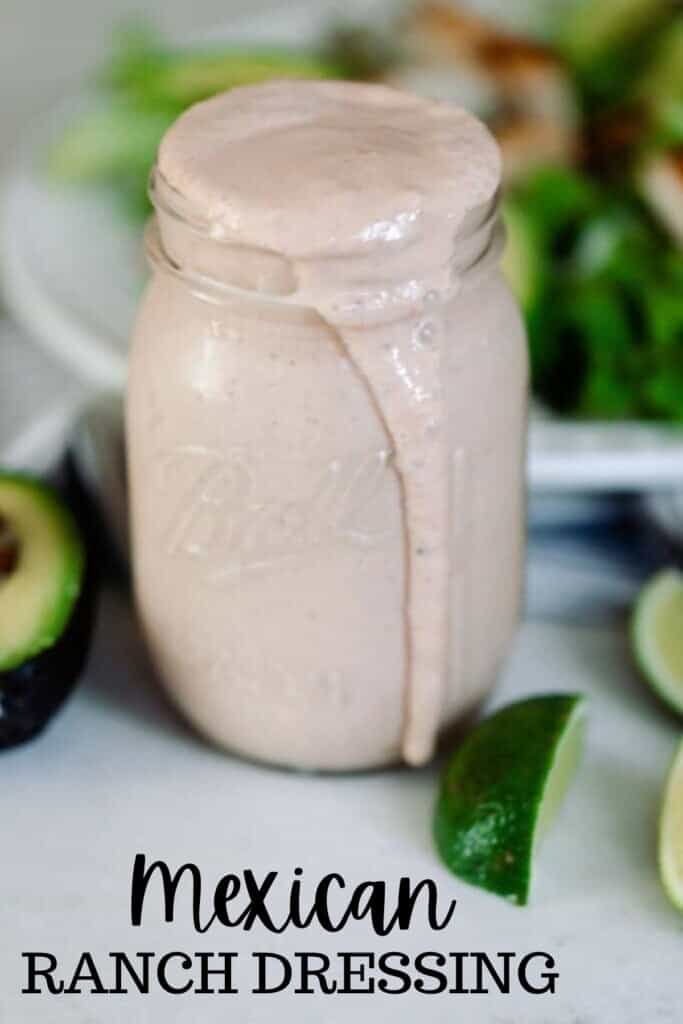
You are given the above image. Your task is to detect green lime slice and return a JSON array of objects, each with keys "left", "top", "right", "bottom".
[
  {"left": 632, "top": 569, "right": 683, "bottom": 716},
  {"left": 434, "top": 694, "right": 587, "bottom": 905},
  {"left": 659, "top": 738, "right": 683, "bottom": 912}
]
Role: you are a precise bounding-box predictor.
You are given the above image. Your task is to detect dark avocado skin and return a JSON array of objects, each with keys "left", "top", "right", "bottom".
[{"left": 0, "top": 473, "right": 100, "bottom": 751}]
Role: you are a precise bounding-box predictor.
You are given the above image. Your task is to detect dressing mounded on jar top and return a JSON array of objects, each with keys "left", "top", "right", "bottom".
[{"left": 126, "top": 79, "right": 528, "bottom": 771}]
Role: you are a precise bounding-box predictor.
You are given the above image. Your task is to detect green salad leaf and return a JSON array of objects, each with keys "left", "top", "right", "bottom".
[{"left": 510, "top": 166, "right": 683, "bottom": 420}]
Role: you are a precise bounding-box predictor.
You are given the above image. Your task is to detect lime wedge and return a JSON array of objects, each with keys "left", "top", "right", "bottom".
[
  {"left": 659, "top": 738, "right": 683, "bottom": 912},
  {"left": 632, "top": 569, "right": 683, "bottom": 716},
  {"left": 434, "top": 694, "right": 587, "bottom": 905}
]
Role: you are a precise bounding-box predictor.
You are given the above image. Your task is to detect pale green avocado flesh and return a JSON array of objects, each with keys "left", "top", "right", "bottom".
[{"left": 0, "top": 474, "right": 84, "bottom": 672}]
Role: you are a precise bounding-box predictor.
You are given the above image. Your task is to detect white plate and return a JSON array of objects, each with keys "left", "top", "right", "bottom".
[{"left": 3, "top": 0, "right": 683, "bottom": 495}]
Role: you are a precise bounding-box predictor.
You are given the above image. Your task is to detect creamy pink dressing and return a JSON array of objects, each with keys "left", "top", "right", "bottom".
[
  {"left": 126, "top": 79, "right": 524, "bottom": 770},
  {"left": 129, "top": 80, "right": 519, "bottom": 768}
]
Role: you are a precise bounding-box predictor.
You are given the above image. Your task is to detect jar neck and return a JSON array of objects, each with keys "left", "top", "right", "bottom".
[{"left": 147, "top": 165, "right": 504, "bottom": 322}]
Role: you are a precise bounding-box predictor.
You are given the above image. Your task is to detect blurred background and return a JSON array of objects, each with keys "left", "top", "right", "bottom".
[{"left": 2, "top": 0, "right": 683, "bottom": 616}]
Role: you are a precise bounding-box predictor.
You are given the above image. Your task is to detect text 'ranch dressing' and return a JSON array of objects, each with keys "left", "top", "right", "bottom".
[{"left": 144, "top": 80, "right": 514, "bottom": 766}]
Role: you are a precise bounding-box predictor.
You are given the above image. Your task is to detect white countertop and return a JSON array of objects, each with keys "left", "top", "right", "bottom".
[{"left": 1, "top": 588, "right": 679, "bottom": 1022}]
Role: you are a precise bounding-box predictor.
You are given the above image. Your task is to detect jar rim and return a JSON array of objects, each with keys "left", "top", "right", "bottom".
[{"left": 147, "top": 164, "right": 505, "bottom": 318}]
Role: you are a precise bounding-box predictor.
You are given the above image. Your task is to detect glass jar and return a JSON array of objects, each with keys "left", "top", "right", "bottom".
[{"left": 126, "top": 83, "right": 528, "bottom": 772}]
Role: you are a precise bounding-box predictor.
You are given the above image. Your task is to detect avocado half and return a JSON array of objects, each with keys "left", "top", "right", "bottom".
[{"left": 0, "top": 472, "right": 95, "bottom": 749}]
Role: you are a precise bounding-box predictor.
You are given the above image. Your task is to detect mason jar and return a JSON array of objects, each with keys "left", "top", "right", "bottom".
[{"left": 126, "top": 81, "right": 528, "bottom": 772}]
